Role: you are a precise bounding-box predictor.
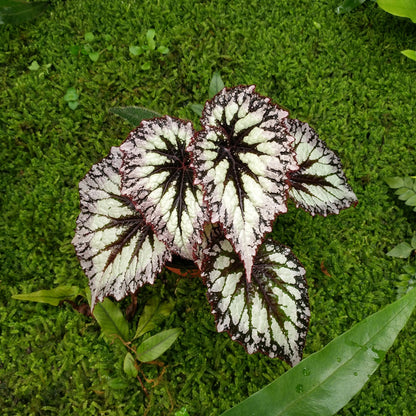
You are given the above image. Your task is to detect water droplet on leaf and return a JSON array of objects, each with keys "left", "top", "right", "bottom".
[
  {"left": 302, "top": 367, "right": 311, "bottom": 376},
  {"left": 296, "top": 384, "right": 304, "bottom": 393}
]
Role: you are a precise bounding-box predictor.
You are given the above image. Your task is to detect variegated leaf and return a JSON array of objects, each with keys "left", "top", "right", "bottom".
[
  {"left": 202, "top": 236, "right": 309, "bottom": 366},
  {"left": 193, "top": 222, "right": 224, "bottom": 269},
  {"left": 188, "top": 85, "right": 298, "bottom": 281},
  {"left": 72, "top": 147, "right": 171, "bottom": 308},
  {"left": 285, "top": 118, "right": 358, "bottom": 216},
  {"left": 120, "top": 116, "right": 209, "bottom": 259}
]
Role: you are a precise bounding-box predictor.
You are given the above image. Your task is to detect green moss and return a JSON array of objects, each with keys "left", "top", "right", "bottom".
[{"left": 1, "top": 0, "right": 416, "bottom": 414}]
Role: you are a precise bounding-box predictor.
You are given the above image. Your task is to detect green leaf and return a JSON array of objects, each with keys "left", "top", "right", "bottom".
[
  {"left": 129, "top": 45, "right": 142, "bottom": 56},
  {"left": 69, "top": 45, "right": 82, "bottom": 56},
  {"left": 335, "top": 0, "right": 368, "bottom": 15},
  {"left": 0, "top": 0, "right": 48, "bottom": 25},
  {"left": 92, "top": 297, "right": 130, "bottom": 343},
  {"left": 220, "top": 287, "right": 416, "bottom": 416},
  {"left": 109, "top": 106, "right": 161, "bottom": 126},
  {"left": 88, "top": 52, "right": 100, "bottom": 62},
  {"left": 146, "top": 28, "right": 156, "bottom": 50},
  {"left": 12, "top": 286, "right": 81, "bottom": 306},
  {"left": 411, "top": 235, "right": 416, "bottom": 249},
  {"left": 208, "top": 71, "right": 225, "bottom": 98},
  {"left": 28, "top": 60, "right": 40, "bottom": 71},
  {"left": 189, "top": 103, "right": 204, "bottom": 117},
  {"left": 107, "top": 378, "right": 129, "bottom": 389},
  {"left": 68, "top": 101, "right": 78, "bottom": 110},
  {"left": 84, "top": 32, "right": 94, "bottom": 42},
  {"left": 401, "top": 49, "right": 416, "bottom": 61},
  {"left": 64, "top": 87, "right": 79, "bottom": 102},
  {"left": 387, "top": 242, "right": 414, "bottom": 258},
  {"left": 134, "top": 297, "right": 174, "bottom": 339},
  {"left": 377, "top": 0, "right": 416, "bottom": 23},
  {"left": 141, "top": 62, "right": 151, "bottom": 70},
  {"left": 405, "top": 193, "right": 416, "bottom": 206},
  {"left": 157, "top": 45, "right": 169, "bottom": 54},
  {"left": 136, "top": 328, "right": 181, "bottom": 362},
  {"left": 385, "top": 176, "right": 405, "bottom": 188},
  {"left": 175, "top": 408, "right": 190, "bottom": 416},
  {"left": 123, "top": 352, "right": 138, "bottom": 378}
]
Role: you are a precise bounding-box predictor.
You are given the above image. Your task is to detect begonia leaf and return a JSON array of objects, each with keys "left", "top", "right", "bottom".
[
  {"left": 72, "top": 147, "right": 171, "bottom": 309},
  {"left": 202, "top": 236, "right": 309, "bottom": 366},
  {"left": 188, "top": 85, "right": 298, "bottom": 281},
  {"left": 285, "top": 118, "right": 358, "bottom": 216},
  {"left": 120, "top": 116, "right": 209, "bottom": 259}
]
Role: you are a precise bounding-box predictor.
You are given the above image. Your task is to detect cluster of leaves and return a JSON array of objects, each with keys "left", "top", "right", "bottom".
[
  {"left": 12, "top": 286, "right": 180, "bottom": 390},
  {"left": 129, "top": 28, "right": 169, "bottom": 70},
  {"left": 70, "top": 74, "right": 357, "bottom": 367},
  {"left": 64, "top": 87, "right": 79, "bottom": 110},
  {"left": 69, "top": 31, "right": 114, "bottom": 63},
  {"left": 386, "top": 176, "right": 416, "bottom": 297},
  {"left": 336, "top": 0, "right": 416, "bottom": 61}
]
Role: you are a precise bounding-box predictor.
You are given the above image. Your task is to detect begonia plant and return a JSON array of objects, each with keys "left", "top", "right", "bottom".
[{"left": 72, "top": 85, "right": 357, "bottom": 366}]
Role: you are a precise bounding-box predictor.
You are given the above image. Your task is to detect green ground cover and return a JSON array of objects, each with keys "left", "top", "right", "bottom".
[{"left": 1, "top": 0, "right": 416, "bottom": 414}]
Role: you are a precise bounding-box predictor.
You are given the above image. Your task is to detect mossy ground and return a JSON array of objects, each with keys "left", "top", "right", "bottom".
[{"left": 1, "top": 0, "right": 416, "bottom": 414}]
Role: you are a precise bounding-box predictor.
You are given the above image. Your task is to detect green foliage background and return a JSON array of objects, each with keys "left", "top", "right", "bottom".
[{"left": 1, "top": 0, "right": 416, "bottom": 414}]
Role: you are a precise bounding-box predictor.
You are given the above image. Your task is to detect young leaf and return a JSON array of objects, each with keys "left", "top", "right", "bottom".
[
  {"left": 109, "top": 106, "right": 161, "bottom": 126},
  {"left": 88, "top": 51, "right": 100, "bottom": 62},
  {"left": 92, "top": 297, "right": 130, "bottom": 343},
  {"left": 285, "top": 118, "right": 358, "bottom": 216},
  {"left": 157, "top": 45, "right": 169, "bottom": 54},
  {"left": 202, "top": 236, "right": 309, "bottom": 366},
  {"left": 64, "top": 87, "right": 78, "bottom": 102},
  {"left": 134, "top": 296, "right": 174, "bottom": 339},
  {"left": 12, "top": 286, "right": 81, "bottom": 306},
  {"left": 120, "top": 116, "right": 209, "bottom": 260},
  {"left": 72, "top": 147, "right": 171, "bottom": 308},
  {"left": 129, "top": 45, "right": 142, "bottom": 56},
  {"left": 68, "top": 101, "right": 79, "bottom": 110},
  {"left": 146, "top": 28, "right": 156, "bottom": 50},
  {"left": 123, "top": 352, "right": 138, "bottom": 378},
  {"left": 188, "top": 85, "right": 298, "bottom": 280},
  {"left": 387, "top": 242, "right": 414, "bottom": 258},
  {"left": 136, "top": 328, "right": 181, "bottom": 362},
  {"left": 208, "top": 71, "right": 225, "bottom": 99},
  {"left": 220, "top": 287, "right": 416, "bottom": 416},
  {"left": 28, "top": 60, "right": 40, "bottom": 71}
]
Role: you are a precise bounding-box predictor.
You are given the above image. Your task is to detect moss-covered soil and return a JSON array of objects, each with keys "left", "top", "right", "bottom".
[{"left": 1, "top": 0, "right": 416, "bottom": 414}]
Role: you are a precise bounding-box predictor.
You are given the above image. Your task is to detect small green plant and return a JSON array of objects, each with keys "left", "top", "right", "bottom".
[
  {"left": 69, "top": 32, "right": 113, "bottom": 63},
  {"left": 129, "top": 29, "right": 169, "bottom": 70},
  {"left": 12, "top": 287, "right": 180, "bottom": 393},
  {"left": 63, "top": 87, "right": 79, "bottom": 110},
  {"left": 386, "top": 176, "right": 416, "bottom": 297}
]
